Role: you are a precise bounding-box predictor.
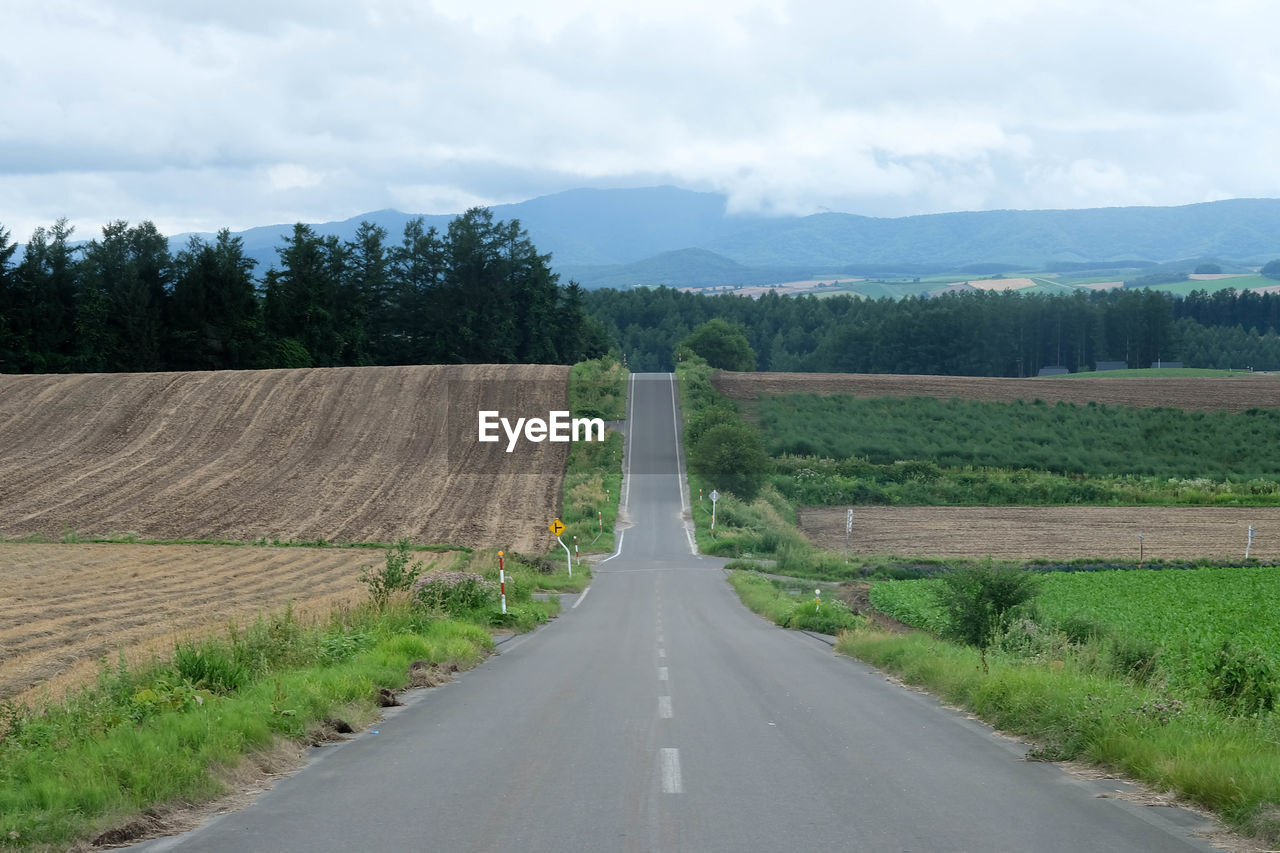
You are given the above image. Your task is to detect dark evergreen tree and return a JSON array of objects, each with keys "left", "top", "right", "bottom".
[{"left": 169, "top": 230, "right": 263, "bottom": 370}]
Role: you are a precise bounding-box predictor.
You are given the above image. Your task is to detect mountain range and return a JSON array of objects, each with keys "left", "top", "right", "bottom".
[{"left": 171, "top": 187, "right": 1280, "bottom": 289}]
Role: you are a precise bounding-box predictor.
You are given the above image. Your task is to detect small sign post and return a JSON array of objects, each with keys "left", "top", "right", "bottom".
[
  {"left": 845, "top": 508, "right": 854, "bottom": 563},
  {"left": 815, "top": 589, "right": 821, "bottom": 613},
  {"left": 498, "top": 551, "right": 507, "bottom": 615},
  {"left": 550, "top": 519, "right": 572, "bottom": 576},
  {"left": 710, "top": 489, "right": 720, "bottom": 533}
]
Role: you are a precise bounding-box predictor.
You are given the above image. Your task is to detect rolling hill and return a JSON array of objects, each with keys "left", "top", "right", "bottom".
[{"left": 167, "top": 188, "right": 1280, "bottom": 289}]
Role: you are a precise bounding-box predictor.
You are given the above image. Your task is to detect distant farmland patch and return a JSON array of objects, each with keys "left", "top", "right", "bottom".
[
  {"left": 798, "top": 506, "right": 1280, "bottom": 562},
  {"left": 713, "top": 370, "right": 1280, "bottom": 412}
]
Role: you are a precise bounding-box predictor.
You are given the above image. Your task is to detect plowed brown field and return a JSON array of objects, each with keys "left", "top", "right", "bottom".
[
  {"left": 713, "top": 371, "right": 1280, "bottom": 412},
  {"left": 0, "top": 543, "right": 464, "bottom": 702},
  {"left": 0, "top": 364, "right": 569, "bottom": 550},
  {"left": 799, "top": 506, "right": 1280, "bottom": 561}
]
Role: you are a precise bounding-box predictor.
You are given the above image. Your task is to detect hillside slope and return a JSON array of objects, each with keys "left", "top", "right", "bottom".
[{"left": 0, "top": 365, "right": 570, "bottom": 550}]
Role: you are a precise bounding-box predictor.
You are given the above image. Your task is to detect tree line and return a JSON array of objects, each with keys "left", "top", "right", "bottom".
[
  {"left": 6, "top": 207, "right": 1280, "bottom": 377},
  {"left": 0, "top": 209, "right": 606, "bottom": 374},
  {"left": 586, "top": 286, "right": 1280, "bottom": 374}
]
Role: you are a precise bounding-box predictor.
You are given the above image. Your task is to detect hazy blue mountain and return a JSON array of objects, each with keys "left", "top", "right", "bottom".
[
  {"left": 169, "top": 186, "right": 760, "bottom": 273},
  {"left": 161, "top": 188, "right": 1280, "bottom": 288},
  {"left": 706, "top": 198, "right": 1280, "bottom": 268},
  {"left": 561, "top": 248, "right": 808, "bottom": 290}
]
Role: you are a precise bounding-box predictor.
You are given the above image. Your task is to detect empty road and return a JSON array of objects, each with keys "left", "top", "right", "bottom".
[{"left": 133, "top": 373, "right": 1221, "bottom": 852}]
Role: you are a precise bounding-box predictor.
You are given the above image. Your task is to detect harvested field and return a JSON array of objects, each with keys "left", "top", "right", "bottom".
[
  {"left": 798, "top": 506, "right": 1280, "bottom": 561},
  {"left": 963, "top": 277, "right": 1037, "bottom": 291},
  {"left": 713, "top": 370, "right": 1280, "bottom": 412},
  {"left": 0, "top": 543, "right": 463, "bottom": 702},
  {"left": 0, "top": 365, "right": 569, "bottom": 550}
]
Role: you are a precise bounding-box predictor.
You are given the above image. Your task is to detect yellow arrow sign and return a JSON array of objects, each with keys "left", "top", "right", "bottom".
[{"left": 549, "top": 519, "right": 566, "bottom": 536}]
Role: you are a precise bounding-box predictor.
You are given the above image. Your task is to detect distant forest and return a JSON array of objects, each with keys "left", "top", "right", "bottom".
[
  {"left": 0, "top": 209, "right": 606, "bottom": 373},
  {"left": 587, "top": 286, "right": 1280, "bottom": 374},
  {"left": 4, "top": 209, "right": 1280, "bottom": 376}
]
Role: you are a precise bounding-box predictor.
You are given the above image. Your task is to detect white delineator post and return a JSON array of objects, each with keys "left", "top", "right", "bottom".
[
  {"left": 815, "top": 589, "right": 821, "bottom": 613},
  {"left": 574, "top": 535, "right": 579, "bottom": 565},
  {"left": 498, "top": 551, "right": 507, "bottom": 615},
  {"left": 559, "top": 536, "right": 572, "bottom": 576},
  {"left": 1246, "top": 525, "right": 1255, "bottom": 560},
  {"left": 710, "top": 489, "right": 719, "bottom": 533},
  {"left": 845, "top": 508, "right": 853, "bottom": 563}
]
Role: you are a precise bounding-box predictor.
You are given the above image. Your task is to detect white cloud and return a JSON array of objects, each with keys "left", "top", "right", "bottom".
[{"left": 2, "top": 0, "right": 1279, "bottom": 240}]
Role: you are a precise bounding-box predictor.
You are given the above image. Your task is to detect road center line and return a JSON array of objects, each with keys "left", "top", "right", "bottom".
[
  {"left": 658, "top": 648, "right": 666, "bottom": 658},
  {"left": 623, "top": 371, "right": 635, "bottom": 511},
  {"left": 658, "top": 666, "right": 669, "bottom": 681},
  {"left": 660, "top": 748, "right": 683, "bottom": 794},
  {"left": 658, "top": 696, "right": 673, "bottom": 719},
  {"left": 668, "top": 373, "right": 698, "bottom": 556},
  {"left": 571, "top": 585, "right": 591, "bottom": 609}
]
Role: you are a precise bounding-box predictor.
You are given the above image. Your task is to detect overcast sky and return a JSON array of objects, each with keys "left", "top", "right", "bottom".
[{"left": 3, "top": 0, "right": 1278, "bottom": 241}]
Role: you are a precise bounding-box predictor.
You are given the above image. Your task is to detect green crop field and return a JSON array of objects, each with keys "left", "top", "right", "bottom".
[
  {"left": 870, "top": 566, "right": 1280, "bottom": 688},
  {"left": 757, "top": 394, "right": 1280, "bottom": 481},
  {"left": 1151, "top": 275, "right": 1277, "bottom": 296}
]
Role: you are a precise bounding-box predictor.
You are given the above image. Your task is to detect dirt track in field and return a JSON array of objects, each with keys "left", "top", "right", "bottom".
[
  {"left": 799, "top": 506, "right": 1280, "bottom": 561},
  {"left": 713, "top": 371, "right": 1280, "bottom": 412},
  {"left": 0, "top": 543, "right": 466, "bottom": 702},
  {"left": 0, "top": 365, "right": 570, "bottom": 551}
]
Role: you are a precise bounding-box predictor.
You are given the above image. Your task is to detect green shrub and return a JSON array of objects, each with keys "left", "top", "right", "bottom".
[
  {"left": 359, "top": 539, "right": 424, "bottom": 610},
  {"left": 689, "top": 421, "right": 770, "bottom": 501},
  {"left": 933, "top": 560, "right": 1041, "bottom": 654},
  {"left": 412, "top": 571, "right": 498, "bottom": 616},
  {"left": 1206, "top": 641, "right": 1278, "bottom": 714}
]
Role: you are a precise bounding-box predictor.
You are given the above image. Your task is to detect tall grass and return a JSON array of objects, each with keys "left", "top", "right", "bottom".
[
  {"left": 568, "top": 356, "right": 628, "bottom": 421},
  {"left": 837, "top": 628, "right": 1280, "bottom": 844},
  {"left": 728, "top": 571, "right": 863, "bottom": 634},
  {"left": 0, "top": 602, "right": 493, "bottom": 850},
  {"left": 553, "top": 358, "right": 626, "bottom": 567}
]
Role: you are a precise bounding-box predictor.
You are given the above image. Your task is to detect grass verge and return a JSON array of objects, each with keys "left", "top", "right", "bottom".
[
  {"left": 727, "top": 571, "right": 863, "bottom": 635},
  {"left": 836, "top": 628, "right": 1280, "bottom": 844},
  {"left": 0, "top": 599, "right": 496, "bottom": 851},
  {"left": 552, "top": 357, "right": 626, "bottom": 574}
]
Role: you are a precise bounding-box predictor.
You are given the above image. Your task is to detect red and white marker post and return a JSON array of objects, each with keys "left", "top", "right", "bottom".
[
  {"left": 498, "top": 550, "right": 507, "bottom": 615},
  {"left": 574, "top": 535, "right": 579, "bottom": 565}
]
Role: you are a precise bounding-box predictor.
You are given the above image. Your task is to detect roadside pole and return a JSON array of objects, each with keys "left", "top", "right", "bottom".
[
  {"left": 1138, "top": 534, "right": 1144, "bottom": 569},
  {"left": 1246, "top": 525, "right": 1255, "bottom": 560},
  {"left": 498, "top": 551, "right": 507, "bottom": 615},
  {"left": 550, "top": 519, "right": 572, "bottom": 577},
  {"left": 845, "top": 508, "right": 853, "bottom": 563},
  {"left": 710, "top": 490, "right": 719, "bottom": 536},
  {"left": 574, "top": 535, "right": 579, "bottom": 566}
]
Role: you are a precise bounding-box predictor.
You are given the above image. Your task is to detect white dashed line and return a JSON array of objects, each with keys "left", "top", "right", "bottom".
[
  {"left": 660, "top": 748, "right": 683, "bottom": 793},
  {"left": 658, "top": 696, "right": 673, "bottom": 719},
  {"left": 571, "top": 585, "right": 591, "bottom": 609},
  {"left": 658, "top": 648, "right": 666, "bottom": 658},
  {"left": 658, "top": 666, "right": 668, "bottom": 681}
]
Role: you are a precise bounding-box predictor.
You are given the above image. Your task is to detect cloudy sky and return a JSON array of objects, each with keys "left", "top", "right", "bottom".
[{"left": 3, "top": 0, "right": 1278, "bottom": 241}]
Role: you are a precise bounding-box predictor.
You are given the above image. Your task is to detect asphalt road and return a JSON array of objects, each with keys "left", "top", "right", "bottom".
[{"left": 132, "top": 372, "right": 1222, "bottom": 852}]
